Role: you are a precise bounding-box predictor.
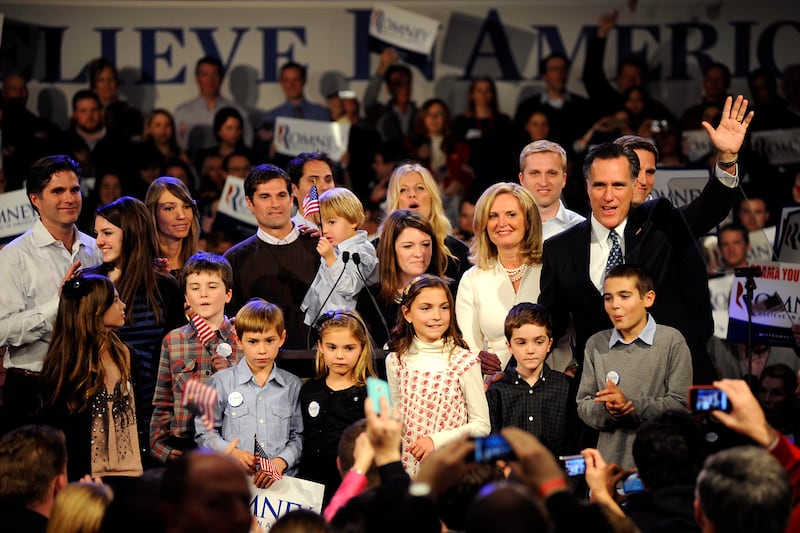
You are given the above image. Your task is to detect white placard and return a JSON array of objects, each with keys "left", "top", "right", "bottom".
[
  {"left": 369, "top": 4, "right": 440, "bottom": 56},
  {"left": 683, "top": 129, "right": 715, "bottom": 163},
  {"left": 249, "top": 476, "right": 325, "bottom": 531},
  {"left": 726, "top": 261, "right": 800, "bottom": 346},
  {"left": 0, "top": 189, "right": 38, "bottom": 240},
  {"left": 650, "top": 168, "right": 710, "bottom": 207},
  {"left": 750, "top": 128, "right": 800, "bottom": 165},
  {"left": 216, "top": 176, "right": 258, "bottom": 227},
  {"left": 709, "top": 274, "right": 734, "bottom": 339},
  {"left": 777, "top": 207, "right": 800, "bottom": 263},
  {"left": 273, "top": 118, "right": 350, "bottom": 161}
]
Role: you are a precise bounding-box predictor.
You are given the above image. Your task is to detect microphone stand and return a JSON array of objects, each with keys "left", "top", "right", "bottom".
[{"left": 735, "top": 266, "right": 762, "bottom": 387}]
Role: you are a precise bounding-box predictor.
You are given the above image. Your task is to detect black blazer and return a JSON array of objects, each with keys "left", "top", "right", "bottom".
[{"left": 539, "top": 174, "right": 735, "bottom": 382}]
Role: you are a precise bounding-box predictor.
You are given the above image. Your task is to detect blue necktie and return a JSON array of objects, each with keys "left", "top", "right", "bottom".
[{"left": 606, "top": 229, "right": 623, "bottom": 273}]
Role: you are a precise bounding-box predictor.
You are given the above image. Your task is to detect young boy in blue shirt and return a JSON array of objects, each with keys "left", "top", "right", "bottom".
[
  {"left": 196, "top": 298, "right": 303, "bottom": 488},
  {"left": 577, "top": 264, "right": 691, "bottom": 470}
]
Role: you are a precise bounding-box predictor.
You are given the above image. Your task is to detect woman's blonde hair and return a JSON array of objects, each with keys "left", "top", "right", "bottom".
[
  {"left": 470, "top": 182, "right": 542, "bottom": 270},
  {"left": 47, "top": 482, "right": 113, "bottom": 533},
  {"left": 313, "top": 309, "right": 376, "bottom": 386},
  {"left": 385, "top": 163, "right": 455, "bottom": 262}
]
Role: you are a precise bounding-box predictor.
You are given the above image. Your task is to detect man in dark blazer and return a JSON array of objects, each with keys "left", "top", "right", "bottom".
[{"left": 539, "top": 96, "right": 754, "bottom": 384}]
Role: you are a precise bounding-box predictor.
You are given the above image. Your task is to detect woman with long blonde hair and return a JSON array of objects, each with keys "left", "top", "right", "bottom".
[{"left": 385, "top": 163, "right": 470, "bottom": 285}]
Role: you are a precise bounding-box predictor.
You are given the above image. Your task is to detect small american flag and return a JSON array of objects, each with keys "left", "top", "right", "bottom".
[
  {"left": 254, "top": 435, "right": 283, "bottom": 481},
  {"left": 191, "top": 314, "right": 216, "bottom": 346},
  {"left": 302, "top": 184, "right": 320, "bottom": 219},
  {"left": 181, "top": 379, "right": 217, "bottom": 430}
]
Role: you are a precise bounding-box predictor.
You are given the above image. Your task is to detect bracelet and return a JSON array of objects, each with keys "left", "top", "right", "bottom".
[
  {"left": 537, "top": 478, "right": 568, "bottom": 499},
  {"left": 718, "top": 157, "right": 738, "bottom": 169},
  {"left": 350, "top": 467, "right": 364, "bottom": 475}
]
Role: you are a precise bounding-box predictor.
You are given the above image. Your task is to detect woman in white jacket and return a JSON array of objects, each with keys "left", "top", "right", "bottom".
[{"left": 456, "top": 182, "right": 543, "bottom": 374}]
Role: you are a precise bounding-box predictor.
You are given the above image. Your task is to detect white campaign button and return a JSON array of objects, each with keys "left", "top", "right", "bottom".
[
  {"left": 605, "top": 370, "right": 620, "bottom": 386},
  {"left": 308, "top": 401, "right": 320, "bottom": 418},
  {"left": 228, "top": 391, "right": 244, "bottom": 407}
]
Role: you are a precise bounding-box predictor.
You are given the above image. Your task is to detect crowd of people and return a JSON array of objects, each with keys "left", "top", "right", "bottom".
[{"left": 1, "top": 13, "right": 800, "bottom": 533}]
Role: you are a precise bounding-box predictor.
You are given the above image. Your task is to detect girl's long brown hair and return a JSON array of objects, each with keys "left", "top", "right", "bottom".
[
  {"left": 94, "top": 196, "right": 167, "bottom": 325},
  {"left": 40, "top": 274, "right": 130, "bottom": 414}
]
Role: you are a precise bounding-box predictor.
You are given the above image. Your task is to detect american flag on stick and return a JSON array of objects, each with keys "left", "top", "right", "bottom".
[
  {"left": 254, "top": 434, "right": 284, "bottom": 481},
  {"left": 302, "top": 183, "right": 320, "bottom": 219},
  {"left": 191, "top": 314, "right": 216, "bottom": 346},
  {"left": 181, "top": 379, "right": 217, "bottom": 430}
]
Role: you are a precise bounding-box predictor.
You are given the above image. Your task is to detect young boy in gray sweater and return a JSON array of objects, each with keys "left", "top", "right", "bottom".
[{"left": 577, "top": 264, "right": 691, "bottom": 470}]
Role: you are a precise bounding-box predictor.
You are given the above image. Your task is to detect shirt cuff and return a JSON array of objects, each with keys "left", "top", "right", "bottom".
[{"left": 714, "top": 164, "right": 739, "bottom": 188}]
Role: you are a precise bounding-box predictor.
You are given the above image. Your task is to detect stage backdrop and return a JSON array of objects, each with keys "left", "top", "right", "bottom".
[{"left": 1, "top": 1, "right": 798, "bottom": 128}]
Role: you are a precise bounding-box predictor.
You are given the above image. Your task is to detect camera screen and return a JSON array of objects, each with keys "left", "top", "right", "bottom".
[
  {"left": 562, "top": 455, "right": 586, "bottom": 477},
  {"left": 695, "top": 388, "right": 729, "bottom": 411},
  {"left": 473, "top": 435, "right": 514, "bottom": 462}
]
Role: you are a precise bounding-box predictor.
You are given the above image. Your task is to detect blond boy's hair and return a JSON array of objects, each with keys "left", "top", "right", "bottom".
[
  {"left": 320, "top": 187, "right": 365, "bottom": 227},
  {"left": 234, "top": 298, "right": 285, "bottom": 338}
]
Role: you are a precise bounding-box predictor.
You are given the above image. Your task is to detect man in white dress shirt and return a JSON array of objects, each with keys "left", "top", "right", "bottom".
[
  {"left": 518, "top": 140, "right": 585, "bottom": 241},
  {"left": 0, "top": 155, "right": 102, "bottom": 433}
]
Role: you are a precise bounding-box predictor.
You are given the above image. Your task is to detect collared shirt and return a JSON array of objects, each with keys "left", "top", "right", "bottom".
[
  {"left": 609, "top": 314, "right": 657, "bottom": 347},
  {"left": 588, "top": 164, "right": 739, "bottom": 292},
  {"left": 173, "top": 95, "right": 253, "bottom": 154},
  {"left": 291, "top": 212, "right": 318, "bottom": 230},
  {"left": 589, "top": 216, "right": 629, "bottom": 292},
  {"left": 542, "top": 200, "right": 585, "bottom": 241},
  {"left": 257, "top": 224, "right": 300, "bottom": 245},
  {"left": 150, "top": 319, "right": 240, "bottom": 463},
  {"left": 262, "top": 100, "right": 331, "bottom": 125},
  {"left": 196, "top": 358, "right": 304, "bottom": 473},
  {"left": 540, "top": 91, "right": 573, "bottom": 110},
  {"left": 486, "top": 364, "right": 574, "bottom": 456},
  {"left": 0, "top": 219, "right": 102, "bottom": 371}
]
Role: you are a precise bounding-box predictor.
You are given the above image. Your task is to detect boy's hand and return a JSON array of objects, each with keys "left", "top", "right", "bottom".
[
  {"left": 253, "top": 457, "right": 287, "bottom": 489},
  {"left": 409, "top": 436, "right": 435, "bottom": 462},
  {"left": 229, "top": 448, "right": 257, "bottom": 475},
  {"left": 317, "top": 237, "right": 336, "bottom": 267},
  {"left": 595, "top": 380, "right": 634, "bottom": 417},
  {"left": 210, "top": 353, "right": 231, "bottom": 371}
]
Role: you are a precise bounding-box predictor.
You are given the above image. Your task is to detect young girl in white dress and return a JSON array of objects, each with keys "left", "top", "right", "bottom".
[{"left": 385, "top": 274, "right": 490, "bottom": 477}]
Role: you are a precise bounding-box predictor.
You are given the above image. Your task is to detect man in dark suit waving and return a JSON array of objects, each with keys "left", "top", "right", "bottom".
[{"left": 539, "top": 95, "right": 754, "bottom": 384}]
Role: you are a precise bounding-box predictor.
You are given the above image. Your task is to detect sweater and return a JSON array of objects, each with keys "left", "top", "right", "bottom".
[
  {"left": 577, "top": 321, "right": 692, "bottom": 469},
  {"left": 224, "top": 234, "right": 319, "bottom": 349}
]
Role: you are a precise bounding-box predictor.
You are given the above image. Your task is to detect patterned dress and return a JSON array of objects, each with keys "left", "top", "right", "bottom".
[{"left": 390, "top": 340, "right": 480, "bottom": 477}]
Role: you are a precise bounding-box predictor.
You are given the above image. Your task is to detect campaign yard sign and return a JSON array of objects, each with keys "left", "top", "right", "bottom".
[
  {"left": 250, "top": 476, "right": 325, "bottom": 531},
  {"left": 727, "top": 261, "right": 800, "bottom": 347}
]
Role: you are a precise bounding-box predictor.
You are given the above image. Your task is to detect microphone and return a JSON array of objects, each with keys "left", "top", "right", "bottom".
[
  {"left": 351, "top": 253, "right": 391, "bottom": 348},
  {"left": 734, "top": 267, "right": 762, "bottom": 278},
  {"left": 216, "top": 342, "right": 233, "bottom": 359},
  {"left": 307, "top": 252, "right": 351, "bottom": 348}
]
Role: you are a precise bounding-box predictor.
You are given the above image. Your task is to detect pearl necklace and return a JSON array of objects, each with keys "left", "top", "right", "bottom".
[{"left": 504, "top": 262, "right": 529, "bottom": 283}]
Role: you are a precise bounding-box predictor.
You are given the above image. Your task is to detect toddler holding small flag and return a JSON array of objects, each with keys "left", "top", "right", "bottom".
[{"left": 301, "top": 187, "right": 379, "bottom": 327}]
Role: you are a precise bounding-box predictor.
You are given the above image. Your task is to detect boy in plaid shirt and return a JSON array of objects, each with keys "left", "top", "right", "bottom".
[
  {"left": 149, "top": 252, "right": 240, "bottom": 463},
  {"left": 486, "top": 303, "right": 578, "bottom": 458}
]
